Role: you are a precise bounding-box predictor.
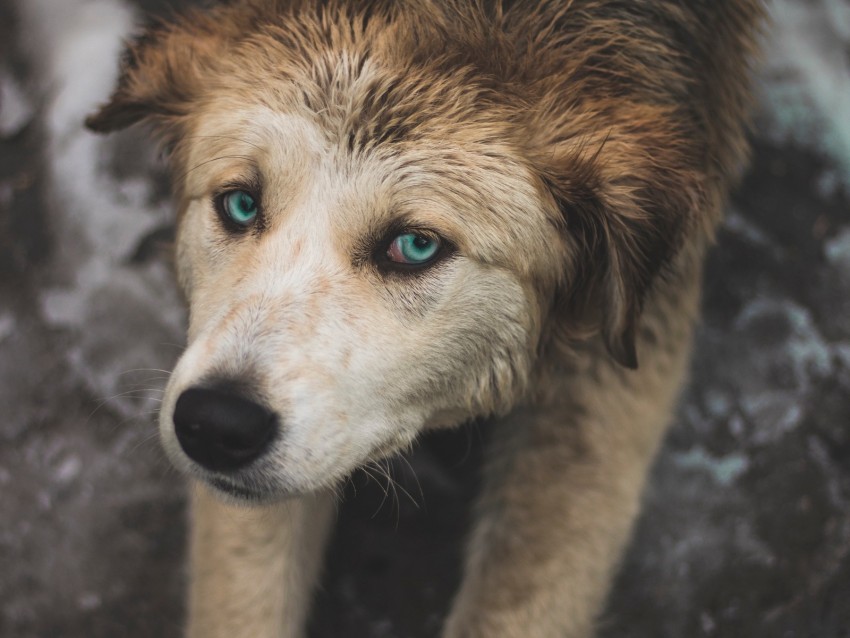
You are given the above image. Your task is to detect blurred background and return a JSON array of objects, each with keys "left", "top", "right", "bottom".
[{"left": 1, "top": 0, "right": 849, "bottom": 636}]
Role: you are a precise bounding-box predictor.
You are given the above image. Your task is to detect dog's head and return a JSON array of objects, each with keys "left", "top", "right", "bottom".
[{"left": 89, "top": 0, "right": 703, "bottom": 501}]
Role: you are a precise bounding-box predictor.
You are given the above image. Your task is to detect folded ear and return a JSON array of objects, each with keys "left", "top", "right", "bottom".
[
  {"left": 590, "top": 185, "right": 689, "bottom": 370},
  {"left": 85, "top": 11, "right": 233, "bottom": 135},
  {"left": 542, "top": 119, "right": 702, "bottom": 369}
]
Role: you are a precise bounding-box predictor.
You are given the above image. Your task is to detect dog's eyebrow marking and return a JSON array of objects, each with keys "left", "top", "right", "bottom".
[
  {"left": 184, "top": 135, "right": 265, "bottom": 153},
  {"left": 177, "top": 155, "right": 258, "bottom": 184}
]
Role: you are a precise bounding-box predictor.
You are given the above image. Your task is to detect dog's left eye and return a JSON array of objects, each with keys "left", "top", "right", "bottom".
[
  {"left": 387, "top": 233, "right": 442, "bottom": 265},
  {"left": 217, "top": 190, "right": 258, "bottom": 227}
]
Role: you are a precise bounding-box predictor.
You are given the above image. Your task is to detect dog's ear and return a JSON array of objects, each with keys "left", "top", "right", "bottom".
[
  {"left": 85, "top": 13, "right": 231, "bottom": 135},
  {"left": 542, "top": 124, "right": 701, "bottom": 369}
]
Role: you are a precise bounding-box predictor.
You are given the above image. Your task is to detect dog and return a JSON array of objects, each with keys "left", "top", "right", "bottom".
[{"left": 87, "top": 1, "right": 763, "bottom": 636}]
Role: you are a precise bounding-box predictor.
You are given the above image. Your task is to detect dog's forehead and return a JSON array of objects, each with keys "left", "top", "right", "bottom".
[
  {"left": 184, "top": 35, "right": 520, "bottom": 159},
  {"left": 183, "top": 92, "right": 538, "bottom": 209}
]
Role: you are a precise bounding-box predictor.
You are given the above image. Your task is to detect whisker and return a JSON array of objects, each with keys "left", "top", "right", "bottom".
[
  {"left": 104, "top": 409, "right": 161, "bottom": 437},
  {"left": 361, "top": 462, "right": 392, "bottom": 517},
  {"left": 378, "top": 461, "right": 399, "bottom": 523},
  {"left": 118, "top": 368, "right": 174, "bottom": 377},
  {"left": 158, "top": 342, "right": 187, "bottom": 352},
  {"left": 86, "top": 389, "right": 167, "bottom": 423},
  {"left": 395, "top": 453, "right": 424, "bottom": 510},
  {"left": 381, "top": 459, "right": 402, "bottom": 527},
  {"left": 128, "top": 429, "right": 164, "bottom": 456}
]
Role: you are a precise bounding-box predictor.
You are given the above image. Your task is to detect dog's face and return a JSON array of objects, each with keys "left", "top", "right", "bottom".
[
  {"left": 89, "top": 0, "right": 701, "bottom": 501},
  {"left": 160, "top": 101, "right": 557, "bottom": 497}
]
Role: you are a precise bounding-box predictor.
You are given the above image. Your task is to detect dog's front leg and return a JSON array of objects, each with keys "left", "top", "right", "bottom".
[
  {"left": 444, "top": 336, "right": 693, "bottom": 638},
  {"left": 186, "top": 484, "right": 335, "bottom": 638}
]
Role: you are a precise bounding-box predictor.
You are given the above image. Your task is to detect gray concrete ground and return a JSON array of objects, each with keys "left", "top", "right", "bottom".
[{"left": 1, "top": 1, "right": 849, "bottom": 637}]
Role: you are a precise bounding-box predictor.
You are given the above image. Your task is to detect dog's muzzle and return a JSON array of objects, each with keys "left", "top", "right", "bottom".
[{"left": 173, "top": 385, "right": 278, "bottom": 472}]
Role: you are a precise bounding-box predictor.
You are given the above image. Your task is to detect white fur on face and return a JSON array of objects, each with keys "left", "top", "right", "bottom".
[{"left": 159, "top": 106, "right": 557, "bottom": 499}]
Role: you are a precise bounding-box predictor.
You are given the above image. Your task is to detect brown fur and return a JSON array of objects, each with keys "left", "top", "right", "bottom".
[{"left": 88, "top": 1, "right": 764, "bottom": 636}]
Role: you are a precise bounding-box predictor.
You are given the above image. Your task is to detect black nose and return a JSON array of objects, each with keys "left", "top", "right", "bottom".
[{"left": 173, "top": 386, "right": 278, "bottom": 472}]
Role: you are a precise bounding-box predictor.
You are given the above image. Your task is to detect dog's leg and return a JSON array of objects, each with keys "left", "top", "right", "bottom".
[
  {"left": 444, "top": 281, "right": 699, "bottom": 638},
  {"left": 186, "top": 484, "right": 335, "bottom": 638}
]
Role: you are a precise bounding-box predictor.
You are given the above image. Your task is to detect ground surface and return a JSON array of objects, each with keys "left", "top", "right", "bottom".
[{"left": 1, "top": 1, "right": 849, "bottom": 637}]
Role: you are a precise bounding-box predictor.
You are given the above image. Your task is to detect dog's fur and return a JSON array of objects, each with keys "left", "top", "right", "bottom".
[{"left": 88, "top": 1, "right": 763, "bottom": 636}]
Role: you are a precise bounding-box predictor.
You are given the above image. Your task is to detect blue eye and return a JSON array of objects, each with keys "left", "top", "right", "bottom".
[
  {"left": 220, "top": 190, "right": 258, "bottom": 227},
  {"left": 387, "top": 232, "right": 441, "bottom": 265}
]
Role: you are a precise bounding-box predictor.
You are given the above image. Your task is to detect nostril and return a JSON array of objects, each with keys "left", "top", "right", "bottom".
[
  {"left": 173, "top": 416, "right": 203, "bottom": 454},
  {"left": 173, "top": 385, "right": 278, "bottom": 473}
]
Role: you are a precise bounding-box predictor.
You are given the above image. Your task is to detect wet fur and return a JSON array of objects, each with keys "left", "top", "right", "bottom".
[{"left": 88, "top": 1, "right": 763, "bottom": 636}]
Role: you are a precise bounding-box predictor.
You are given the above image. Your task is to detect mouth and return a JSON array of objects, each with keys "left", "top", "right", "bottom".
[{"left": 208, "top": 476, "right": 274, "bottom": 502}]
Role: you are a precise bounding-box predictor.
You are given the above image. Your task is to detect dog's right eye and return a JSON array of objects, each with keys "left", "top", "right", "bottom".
[
  {"left": 387, "top": 233, "right": 441, "bottom": 265},
  {"left": 216, "top": 190, "right": 259, "bottom": 229}
]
